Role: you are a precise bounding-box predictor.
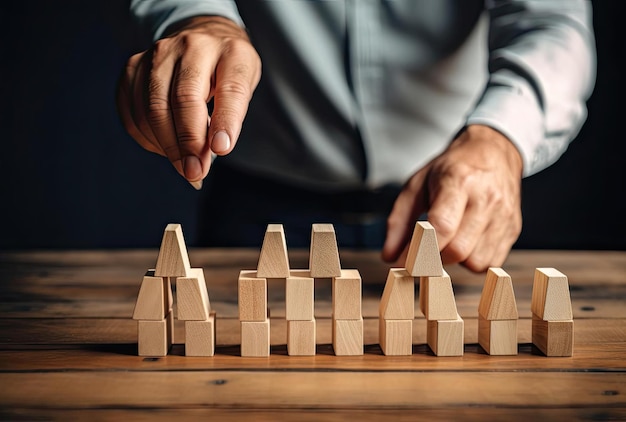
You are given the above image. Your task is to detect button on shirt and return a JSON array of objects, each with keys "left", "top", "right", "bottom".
[{"left": 132, "top": 0, "right": 596, "bottom": 190}]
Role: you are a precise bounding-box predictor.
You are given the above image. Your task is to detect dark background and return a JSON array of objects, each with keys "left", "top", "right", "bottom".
[{"left": 1, "top": 1, "right": 624, "bottom": 251}]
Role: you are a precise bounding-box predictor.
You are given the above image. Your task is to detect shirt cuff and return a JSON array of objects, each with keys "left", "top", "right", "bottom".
[
  {"left": 466, "top": 69, "right": 546, "bottom": 178},
  {"left": 133, "top": 0, "right": 245, "bottom": 41}
]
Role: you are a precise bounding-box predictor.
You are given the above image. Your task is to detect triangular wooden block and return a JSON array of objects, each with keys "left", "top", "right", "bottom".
[
  {"left": 531, "top": 268, "right": 573, "bottom": 321},
  {"left": 177, "top": 268, "right": 211, "bottom": 321},
  {"left": 419, "top": 269, "right": 458, "bottom": 320},
  {"left": 379, "top": 268, "right": 414, "bottom": 320},
  {"left": 257, "top": 224, "right": 290, "bottom": 278},
  {"left": 155, "top": 223, "right": 191, "bottom": 277},
  {"left": 132, "top": 270, "right": 172, "bottom": 321},
  {"left": 478, "top": 267, "right": 519, "bottom": 320},
  {"left": 309, "top": 224, "right": 342, "bottom": 278},
  {"left": 405, "top": 221, "right": 443, "bottom": 277}
]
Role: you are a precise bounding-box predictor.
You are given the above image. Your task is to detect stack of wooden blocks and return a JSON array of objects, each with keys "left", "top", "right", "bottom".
[
  {"left": 379, "top": 221, "right": 464, "bottom": 356},
  {"left": 132, "top": 224, "right": 215, "bottom": 357},
  {"left": 531, "top": 268, "right": 574, "bottom": 356},
  {"left": 238, "top": 223, "right": 364, "bottom": 357},
  {"left": 478, "top": 267, "right": 519, "bottom": 355}
]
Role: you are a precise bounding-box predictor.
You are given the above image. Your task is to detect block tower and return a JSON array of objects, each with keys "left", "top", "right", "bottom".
[
  {"left": 379, "top": 221, "right": 463, "bottom": 356},
  {"left": 478, "top": 268, "right": 519, "bottom": 355},
  {"left": 531, "top": 268, "right": 574, "bottom": 356},
  {"left": 309, "top": 224, "right": 364, "bottom": 356},
  {"left": 239, "top": 223, "right": 364, "bottom": 357},
  {"left": 132, "top": 224, "right": 215, "bottom": 357}
]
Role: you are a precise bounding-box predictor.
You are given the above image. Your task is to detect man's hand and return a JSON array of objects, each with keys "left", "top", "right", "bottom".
[
  {"left": 382, "top": 125, "right": 523, "bottom": 272},
  {"left": 116, "top": 16, "right": 262, "bottom": 188}
]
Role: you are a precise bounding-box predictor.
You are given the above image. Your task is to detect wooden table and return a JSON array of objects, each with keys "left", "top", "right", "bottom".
[{"left": 0, "top": 249, "right": 624, "bottom": 420}]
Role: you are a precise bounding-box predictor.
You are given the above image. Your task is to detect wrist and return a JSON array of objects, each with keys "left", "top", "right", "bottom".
[{"left": 459, "top": 125, "right": 524, "bottom": 177}]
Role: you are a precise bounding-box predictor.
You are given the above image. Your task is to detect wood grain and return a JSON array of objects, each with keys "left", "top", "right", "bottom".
[{"left": 0, "top": 248, "right": 625, "bottom": 419}]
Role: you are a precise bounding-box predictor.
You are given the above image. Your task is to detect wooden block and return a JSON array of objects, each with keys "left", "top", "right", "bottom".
[
  {"left": 132, "top": 270, "right": 172, "bottom": 321},
  {"left": 238, "top": 270, "right": 267, "bottom": 322},
  {"left": 379, "top": 318, "right": 412, "bottom": 356},
  {"left": 177, "top": 268, "right": 211, "bottom": 321},
  {"left": 257, "top": 224, "right": 290, "bottom": 278},
  {"left": 154, "top": 223, "right": 191, "bottom": 277},
  {"left": 185, "top": 311, "right": 216, "bottom": 357},
  {"left": 287, "top": 319, "right": 316, "bottom": 356},
  {"left": 531, "top": 268, "right": 573, "bottom": 321},
  {"left": 532, "top": 314, "right": 574, "bottom": 357},
  {"left": 478, "top": 315, "right": 518, "bottom": 355},
  {"left": 332, "top": 317, "right": 363, "bottom": 356},
  {"left": 309, "top": 224, "right": 342, "bottom": 278},
  {"left": 420, "top": 270, "right": 458, "bottom": 320},
  {"left": 332, "top": 269, "right": 362, "bottom": 320},
  {"left": 379, "top": 268, "right": 414, "bottom": 320},
  {"left": 427, "top": 314, "right": 464, "bottom": 357},
  {"left": 241, "top": 317, "right": 270, "bottom": 357},
  {"left": 285, "top": 275, "right": 314, "bottom": 321},
  {"left": 478, "top": 267, "right": 519, "bottom": 320},
  {"left": 404, "top": 221, "right": 443, "bottom": 277},
  {"left": 138, "top": 312, "right": 173, "bottom": 357}
]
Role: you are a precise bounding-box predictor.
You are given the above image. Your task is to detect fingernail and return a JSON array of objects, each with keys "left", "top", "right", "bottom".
[
  {"left": 189, "top": 179, "right": 203, "bottom": 190},
  {"left": 183, "top": 155, "right": 202, "bottom": 182},
  {"left": 212, "top": 131, "right": 231, "bottom": 153}
]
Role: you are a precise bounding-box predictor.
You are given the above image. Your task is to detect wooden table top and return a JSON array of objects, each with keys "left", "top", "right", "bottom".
[{"left": 0, "top": 248, "right": 624, "bottom": 421}]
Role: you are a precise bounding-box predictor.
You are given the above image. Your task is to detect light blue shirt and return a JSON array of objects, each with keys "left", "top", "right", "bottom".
[{"left": 132, "top": 0, "right": 596, "bottom": 190}]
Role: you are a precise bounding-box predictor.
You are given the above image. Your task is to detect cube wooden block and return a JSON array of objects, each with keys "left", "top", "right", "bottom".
[
  {"left": 332, "top": 269, "right": 362, "bottom": 320},
  {"left": 379, "top": 268, "right": 414, "bottom": 320},
  {"left": 132, "top": 270, "right": 172, "bottom": 321},
  {"left": 478, "top": 316, "right": 518, "bottom": 355},
  {"left": 138, "top": 312, "right": 173, "bottom": 357},
  {"left": 531, "top": 268, "right": 573, "bottom": 321},
  {"left": 427, "top": 314, "right": 464, "bottom": 357},
  {"left": 309, "top": 224, "right": 342, "bottom": 278},
  {"left": 379, "top": 318, "right": 412, "bottom": 356},
  {"left": 177, "top": 268, "right": 211, "bottom": 321},
  {"left": 185, "top": 311, "right": 216, "bottom": 357},
  {"left": 419, "top": 270, "right": 458, "bottom": 320},
  {"left": 241, "top": 317, "right": 271, "bottom": 357},
  {"left": 332, "top": 317, "right": 363, "bottom": 356},
  {"left": 532, "top": 314, "right": 574, "bottom": 357},
  {"left": 478, "top": 267, "right": 519, "bottom": 320},
  {"left": 155, "top": 223, "right": 191, "bottom": 277},
  {"left": 287, "top": 319, "right": 316, "bottom": 356},
  {"left": 285, "top": 275, "right": 314, "bottom": 321},
  {"left": 257, "top": 224, "right": 290, "bottom": 278},
  {"left": 238, "top": 270, "right": 267, "bottom": 322},
  {"left": 405, "top": 221, "right": 443, "bottom": 277}
]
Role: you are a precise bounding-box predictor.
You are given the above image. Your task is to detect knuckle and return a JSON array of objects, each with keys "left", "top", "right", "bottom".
[
  {"left": 464, "top": 255, "right": 490, "bottom": 273},
  {"left": 216, "top": 78, "right": 251, "bottom": 100},
  {"left": 444, "top": 238, "right": 472, "bottom": 263},
  {"left": 428, "top": 214, "right": 456, "bottom": 241}
]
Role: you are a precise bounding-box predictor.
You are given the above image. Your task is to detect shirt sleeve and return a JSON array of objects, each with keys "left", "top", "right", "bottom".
[
  {"left": 130, "top": 0, "right": 244, "bottom": 41},
  {"left": 466, "top": 0, "right": 596, "bottom": 177}
]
